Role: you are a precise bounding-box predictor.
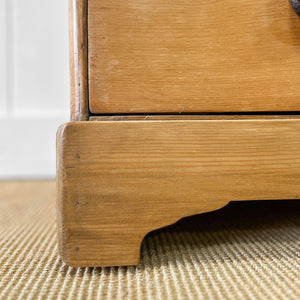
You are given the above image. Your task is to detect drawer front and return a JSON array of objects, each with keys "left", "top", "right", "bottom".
[{"left": 88, "top": 0, "right": 300, "bottom": 114}]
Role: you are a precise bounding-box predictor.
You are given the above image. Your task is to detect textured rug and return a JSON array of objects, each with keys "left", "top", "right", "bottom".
[{"left": 0, "top": 181, "right": 300, "bottom": 300}]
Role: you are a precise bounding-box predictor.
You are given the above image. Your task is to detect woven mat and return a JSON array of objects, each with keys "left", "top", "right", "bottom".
[{"left": 0, "top": 181, "right": 300, "bottom": 300}]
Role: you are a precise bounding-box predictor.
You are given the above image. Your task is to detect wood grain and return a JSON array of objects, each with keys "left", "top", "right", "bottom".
[
  {"left": 90, "top": 115, "right": 300, "bottom": 121},
  {"left": 88, "top": 0, "right": 300, "bottom": 114},
  {"left": 69, "top": 0, "right": 89, "bottom": 121},
  {"left": 57, "top": 119, "right": 300, "bottom": 267}
]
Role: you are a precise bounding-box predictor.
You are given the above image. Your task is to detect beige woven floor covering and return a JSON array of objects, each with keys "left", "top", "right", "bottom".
[{"left": 0, "top": 181, "right": 300, "bottom": 300}]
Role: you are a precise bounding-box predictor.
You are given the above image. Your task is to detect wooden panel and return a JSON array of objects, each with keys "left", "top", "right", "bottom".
[
  {"left": 88, "top": 0, "right": 300, "bottom": 114},
  {"left": 57, "top": 119, "right": 300, "bottom": 266},
  {"left": 69, "top": 0, "right": 89, "bottom": 121},
  {"left": 90, "top": 114, "right": 300, "bottom": 121}
]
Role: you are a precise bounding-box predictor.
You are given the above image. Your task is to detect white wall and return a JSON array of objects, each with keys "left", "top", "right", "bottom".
[{"left": 0, "top": 0, "right": 70, "bottom": 179}]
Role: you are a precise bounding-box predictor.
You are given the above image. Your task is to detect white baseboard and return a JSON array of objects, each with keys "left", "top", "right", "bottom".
[
  {"left": 0, "top": 116, "right": 68, "bottom": 179},
  {"left": 0, "top": 0, "right": 70, "bottom": 179}
]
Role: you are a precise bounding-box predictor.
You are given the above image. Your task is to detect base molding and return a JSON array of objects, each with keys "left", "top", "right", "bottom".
[{"left": 57, "top": 118, "right": 300, "bottom": 267}]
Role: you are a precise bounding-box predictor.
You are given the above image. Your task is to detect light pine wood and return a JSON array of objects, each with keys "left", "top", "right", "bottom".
[
  {"left": 69, "top": 0, "right": 89, "bottom": 121},
  {"left": 88, "top": 0, "right": 300, "bottom": 114},
  {"left": 90, "top": 115, "right": 300, "bottom": 121},
  {"left": 57, "top": 119, "right": 300, "bottom": 267}
]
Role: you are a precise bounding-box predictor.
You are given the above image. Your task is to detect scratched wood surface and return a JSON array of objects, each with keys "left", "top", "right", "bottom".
[
  {"left": 69, "top": 0, "right": 89, "bottom": 121},
  {"left": 88, "top": 0, "right": 300, "bottom": 114},
  {"left": 57, "top": 119, "right": 300, "bottom": 266},
  {"left": 90, "top": 115, "right": 300, "bottom": 121}
]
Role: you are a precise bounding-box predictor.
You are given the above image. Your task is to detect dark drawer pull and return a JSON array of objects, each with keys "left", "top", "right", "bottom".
[{"left": 291, "top": 0, "right": 300, "bottom": 16}]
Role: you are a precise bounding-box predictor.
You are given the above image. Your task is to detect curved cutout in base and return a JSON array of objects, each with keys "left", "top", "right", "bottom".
[{"left": 57, "top": 119, "right": 300, "bottom": 266}]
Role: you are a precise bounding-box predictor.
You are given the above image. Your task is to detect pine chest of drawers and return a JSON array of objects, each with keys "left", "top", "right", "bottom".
[{"left": 57, "top": 0, "right": 300, "bottom": 267}]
